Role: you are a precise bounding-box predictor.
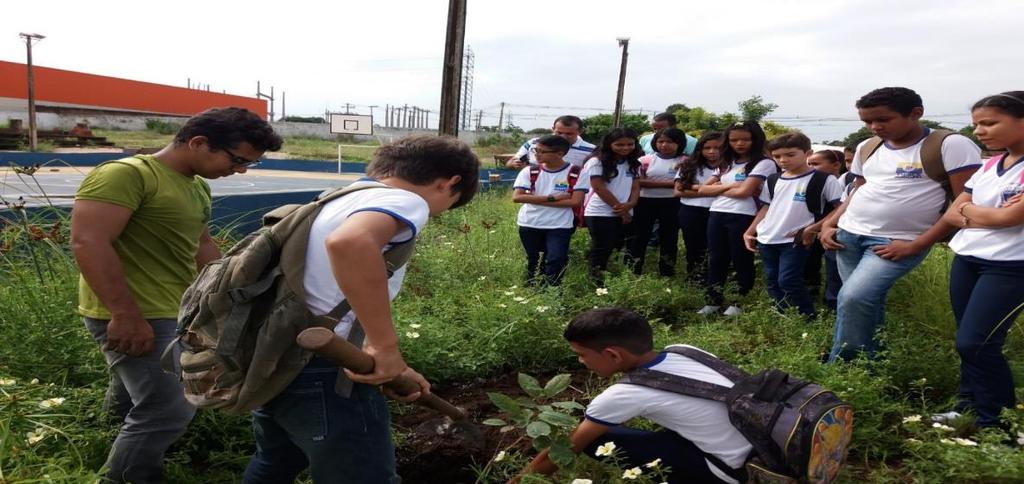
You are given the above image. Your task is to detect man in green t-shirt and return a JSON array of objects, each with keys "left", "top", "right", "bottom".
[{"left": 71, "top": 107, "right": 283, "bottom": 483}]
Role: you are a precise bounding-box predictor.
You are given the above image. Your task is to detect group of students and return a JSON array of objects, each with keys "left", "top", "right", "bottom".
[{"left": 72, "top": 86, "right": 1023, "bottom": 484}]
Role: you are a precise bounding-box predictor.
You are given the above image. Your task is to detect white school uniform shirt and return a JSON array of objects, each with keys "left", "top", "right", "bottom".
[
  {"left": 512, "top": 137, "right": 596, "bottom": 168},
  {"left": 838, "top": 131, "right": 981, "bottom": 240},
  {"left": 756, "top": 170, "right": 844, "bottom": 245},
  {"left": 584, "top": 345, "right": 753, "bottom": 484},
  {"left": 303, "top": 180, "right": 430, "bottom": 338},
  {"left": 709, "top": 159, "right": 778, "bottom": 216},
  {"left": 583, "top": 158, "right": 637, "bottom": 217},
  {"left": 512, "top": 163, "right": 589, "bottom": 229},
  {"left": 639, "top": 154, "right": 683, "bottom": 198},
  {"left": 677, "top": 164, "right": 721, "bottom": 208},
  {"left": 949, "top": 154, "right": 1024, "bottom": 261}
]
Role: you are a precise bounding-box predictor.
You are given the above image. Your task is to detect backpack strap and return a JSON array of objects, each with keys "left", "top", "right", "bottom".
[
  {"left": 663, "top": 346, "right": 749, "bottom": 381},
  {"left": 855, "top": 136, "right": 885, "bottom": 169},
  {"left": 567, "top": 165, "right": 582, "bottom": 192},
  {"left": 805, "top": 170, "right": 830, "bottom": 218},
  {"left": 619, "top": 368, "right": 731, "bottom": 402},
  {"left": 528, "top": 165, "right": 541, "bottom": 192},
  {"left": 842, "top": 171, "right": 857, "bottom": 187},
  {"left": 766, "top": 173, "right": 780, "bottom": 202},
  {"left": 920, "top": 129, "right": 956, "bottom": 199}
]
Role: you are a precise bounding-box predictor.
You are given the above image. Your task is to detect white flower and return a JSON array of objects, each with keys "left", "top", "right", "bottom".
[
  {"left": 30, "top": 378, "right": 39, "bottom": 385},
  {"left": 1016, "top": 432, "right": 1024, "bottom": 446},
  {"left": 622, "top": 467, "right": 643, "bottom": 479},
  {"left": 902, "top": 415, "right": 922, "bottom": 424},
  {"left": 479, "top": 276, "right": 487, "bottom": 281},
  {"left": 513, "top": 296, "right": 526, "bottom": 302},
  {"left": 498, "top": 304, "right": 508, "bottom": 308},
  {"left": 570, "top": 480, "right": 593, "bottom": 484},
  {"left": 26, "top": 430, "right": 45, "bottom": 445},
  {"left": 932, "top": 422, "right": 954, "bottom": 431},
  {"left": 940, "top": 438, "right": 955, "bottom": 445},
  {"left": 494, "top": 450, "right": 506, "bottom": 462},
  {"left": 664, "top": 288, "right": 672, "bottom": 293},
  {"left": 0, "top": 378, "right": 15, "bottom": 386},
  {"left": 535, "top": 306, "right": 549, "bottom": 313},
  {"left": 39, "top": 397, "right": 65, "bottom": 409},
  {"left": 489, "top": 230, "right": 497, "bottom": 234},
  {"left": 405, "top": 332, "right": 420, "bottom": 339},
  {"left": 409, "top": 324, "right": 422, "bottom": 329},
  {"left": 952, "top": 437, "right": 978, "bottom": 446},
  {"left": 594, "top": 441, "right": 616, "bottom": 457},
  {"left": 595, "top": 288, "right": 609, "bottom": 296},
  {"left": 504, "top": 291, "right": 516, "bottom": 296},
  {"left": 801, "top": 332, "right": 808, "bottom": 339},
  {"left": 645, "top": 458, "right": 662, "bottom": 468},
  {"left": 510, "top": 285, "right": 518, "bottom": 289},
  {"left": 906, "top": 438, "right": 922, "bottom": 444}
]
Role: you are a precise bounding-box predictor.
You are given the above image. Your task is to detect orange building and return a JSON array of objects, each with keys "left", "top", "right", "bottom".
[{"left": 0, "top": 60, "right": 267, "bottom": 118}]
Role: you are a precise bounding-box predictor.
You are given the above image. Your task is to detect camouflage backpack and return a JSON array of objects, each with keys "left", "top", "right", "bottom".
[
  {"left": 162, "top": 182, "right": 415, "bottom": 414},
  {"left": 620, "top": 346, "right": 854, "bottom": 483}
]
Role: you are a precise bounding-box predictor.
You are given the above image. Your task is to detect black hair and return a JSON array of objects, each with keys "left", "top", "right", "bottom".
[
  {"left": 766, "top": 131, "right": 812, "bottom": 153},
  {"left": 855, "top": 87, "right": 923, "bottom": 117},
  {"left": 652, "top": 112, "right": 678, "bottom": 126},
  {"left": 971, "top": 91, "right": 1024, "bottom": 118},
  {"left": 535, "top": 134, "right": 572, "bottom": 155},
  {"left": 677, "top": 131, "right": 723, "bottom": 186},
  {"left": 174, "top": 107, "right": 284, "bottom": 152},
  {"left": 563, "top": 307, "right": 653, "bottom": 354},
  {"left": 596, "top": 128, "right": 643, "bottom": 181},
  {"left": 650, "top": 128, "right": 688, "bottom": 158},
  {"left": 366, "top": 135, "right": 480, "bottom": 209},
  {"left": 812, "top": 149, "right": 848, "bottom": 174},
  {"left": 553, "top": 115, "right": 584, "bottom": 130},
  {"left": 720, "top": 120, "right": 768, "bottom": 174}
]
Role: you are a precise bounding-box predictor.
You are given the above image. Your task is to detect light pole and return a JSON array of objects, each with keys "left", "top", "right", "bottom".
[
  {"left": 612, "top": 37, "right": 630, "bottom": 128},
  {"left": 19, "top": 32, "right": 45, "bottom": 152}
]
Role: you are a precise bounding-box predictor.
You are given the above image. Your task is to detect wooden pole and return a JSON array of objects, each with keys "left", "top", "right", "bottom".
[
  {"left": 437, "top": 0, "right": 467, "bottom": 137},
  {"left": 612, "top": 38, "right": 630, "bottom": 128}
]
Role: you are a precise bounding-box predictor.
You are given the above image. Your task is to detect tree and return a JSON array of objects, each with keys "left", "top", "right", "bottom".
[
  {"left": 737, "top": 95, "right": 778, "bottom": 122},
  {"left": 580, "top": 113, "right": 649, "bottom": 144},
  {"left": 282, "top": 115, "right": 325, "bottom": 124},
  {"left": 664, "top": 103, "right": 689, "bottom": 115}
]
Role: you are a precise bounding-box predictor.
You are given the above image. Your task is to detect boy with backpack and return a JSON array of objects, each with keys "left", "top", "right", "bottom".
[
  {"left": 514, "top": 307, "right": 853, "bottom": 484},
  {"left": 744, "top": 132, "right": 844, "bottom": 317},
  {"left": 512, "top": 135, "right": 588, "bottom": 286},
  {"left": 235, "top": 135, "right": 480, "bottom": 483},
  {"left": 819, "top": 87, "right": 981, "bottom": 362}
]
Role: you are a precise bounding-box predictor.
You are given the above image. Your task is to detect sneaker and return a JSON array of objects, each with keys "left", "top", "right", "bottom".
[
  {"left": 696, "top": 305, "right": 720, "bottom": 316},
  {"left": 930, "top": 411, "right": 963, "bottom": 423},
  {"left": 723, "top": 305, "right": 744, "bottom": 317}
]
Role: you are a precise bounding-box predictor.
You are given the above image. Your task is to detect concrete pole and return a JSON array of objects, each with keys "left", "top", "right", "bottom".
[
  {"left": 19, "top": 33, "right": 44, "bottom": 151},
  {"left": 437, "top": 0, "right": 467, "bottom": 136}
]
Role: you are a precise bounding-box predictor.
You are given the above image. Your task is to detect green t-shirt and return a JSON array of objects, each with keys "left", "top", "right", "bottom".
[{"left": 75, "top": 155, "right": 212, "bottom": 319}]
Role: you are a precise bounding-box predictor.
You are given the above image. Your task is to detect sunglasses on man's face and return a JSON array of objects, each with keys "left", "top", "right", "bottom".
[{"left": 222, "top": 147, "right": 261, "bottom": 167}]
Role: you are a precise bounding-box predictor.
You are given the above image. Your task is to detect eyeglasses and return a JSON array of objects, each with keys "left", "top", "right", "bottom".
[{"left": 222, "top": 147, "right": 261, "bottom": 167}]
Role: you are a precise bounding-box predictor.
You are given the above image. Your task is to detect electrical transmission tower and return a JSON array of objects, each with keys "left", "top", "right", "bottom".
[{"left": 460, "top": 46, "right": 474, "bottom": 130}]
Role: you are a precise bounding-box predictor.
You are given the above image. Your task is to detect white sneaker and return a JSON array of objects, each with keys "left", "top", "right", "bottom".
[
  {"left": 930, "top": 411, "right": 963, "bottom": 423},
  {"left": 696, "top": 305, "right": 720, "bottom": 316},
  {"left": 723, "top": 305, "right": 744, "bottom": 317}
]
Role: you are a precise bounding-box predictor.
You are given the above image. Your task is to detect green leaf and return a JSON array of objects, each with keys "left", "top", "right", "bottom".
[
  {"left": 538, "top": 410, "right": 579, "bottom": 428},
  {"left": 488, "top": 392, "right": 522, "bottom": 417},
  {"left": 548, "top": 438, "right": 576, "bottom": 467},
  {"left": 482, "top": 418, "right": 507, "bottom": 426},
  {"left": 543, "top": 374, "right": 572, "bottom": 397},
  {"left": 551, "top": 401, "right": 585, "bottom": 411},
  {"left": 526, "top": 421, "right": 552, "bottom": 438},
  {"left": 518, "top": 373, "right": 543, "bottom": 398},
  {"left": 532, "top": 434, "right": 552, "bottom": 451}
]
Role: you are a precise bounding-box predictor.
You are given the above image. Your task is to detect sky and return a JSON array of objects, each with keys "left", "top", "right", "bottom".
[{"left": 3, "top": 0, "right": 1021, "bottom": 142}]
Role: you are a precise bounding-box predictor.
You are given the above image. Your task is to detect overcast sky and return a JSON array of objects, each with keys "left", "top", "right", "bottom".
[{"left": 3, "top": 0, "right": 1020, "bottom": 141}]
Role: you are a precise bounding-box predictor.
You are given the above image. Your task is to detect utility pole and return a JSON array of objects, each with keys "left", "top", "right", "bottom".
[
  {"left": 612, "top": 37, "right": 630, "bottom": 128},
  {"left": 438, "top": 0, "right": 467, "bottom": 136},
  {"left": 368, "top": 105, "right": 378, "bottom": 125},
  {"left": 256, "top": 81, "right": 275, "bottom": 122},
  {"left": 460, "top": 46, "right": 475, "bottom": 130},
  {"left": 497, "top": 102, "right": 505, "bottom": 131},
  {"left": 281, "top": 91, "right": 286, "bottom": 120},
  {"left": 19, "top": 33, "right": 45, "bottom": 152},
  {"left": 476, "top": 110, "right": 483, "bottom": 131}
]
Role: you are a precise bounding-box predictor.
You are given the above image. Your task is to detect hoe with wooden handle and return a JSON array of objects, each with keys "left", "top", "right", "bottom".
[{"left": 296, "top": 327, "right": 468, "bottom": 421}]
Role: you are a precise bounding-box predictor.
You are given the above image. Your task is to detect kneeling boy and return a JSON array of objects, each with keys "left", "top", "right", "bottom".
[{"left": 518, "top": 308, "right": 752, "bottom": 484}]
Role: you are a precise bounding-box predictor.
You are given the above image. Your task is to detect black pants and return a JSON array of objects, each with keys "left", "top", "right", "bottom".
[
  {"left": 585, "top": 216, "right": 630, "bottom": 282},
  {"left": 585, "top": 428, "right": 734, "bottom": 484},
  {"left": 678, "top": 204, "right": 711, "bottom": 284},
  {"left": 629, "top": 197, "right": 679, "bottom": 276},
  {"left": 705, "top": 211, "right": 756, "bottom": 306},
  {"left": 805, "top": 239, "right": 824, "bottom": 297}
]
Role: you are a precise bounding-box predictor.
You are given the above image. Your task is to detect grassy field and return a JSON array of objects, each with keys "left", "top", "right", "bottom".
[{"left": 0, "top": 189, "right": 1021, "bottom": 483}]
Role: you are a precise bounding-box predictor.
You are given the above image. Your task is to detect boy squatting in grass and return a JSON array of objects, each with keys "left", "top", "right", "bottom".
[
  {"left": 241, "top": 135, "right": 481, "bottom": 484},
  {"left": 514, "top": 308, "right": 752, "bottom": 484},
  {"left": 743, "top": 132, "right": 844, "bottom": 318}
]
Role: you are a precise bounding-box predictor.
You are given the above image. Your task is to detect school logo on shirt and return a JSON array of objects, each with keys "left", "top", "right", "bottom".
[
  {"left": 793, "top": 189, "right": 807, "bottom": 202},
  {"left": 895, "top": 160, "right": 924, "bottom": 179},
  {"left": 734, "top": 173, "right": 747, "bottom": 182},
  {"left": 553, "top": 180, "right": 570, "bottom": 192},
  {"left": 1000, "top": 183, "right": 1024, "bottom": 206}
]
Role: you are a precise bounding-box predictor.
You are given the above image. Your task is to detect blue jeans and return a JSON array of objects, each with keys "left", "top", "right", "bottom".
[
  {"left": 518, "top": 226, "right": 573, "bottom": 286},
  {"left": 84, "top": 317, "right": 196, "bottom": 484},
  {"left": 949, "top": 255, "right": 1024, "bottom": 427},
  {"left": 828, "top": 229, "right": 930, "bottom": 362},
  {"left": 760, "top": 243, "right": 815, "bottom": 316},
  {"left": 243, "top": 358, "right": 399, "bottom": 484}
]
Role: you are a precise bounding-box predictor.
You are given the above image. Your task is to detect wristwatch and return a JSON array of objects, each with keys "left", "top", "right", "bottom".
[{"left": 547, "top": 195, "right": 556, "bottom": 202}]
